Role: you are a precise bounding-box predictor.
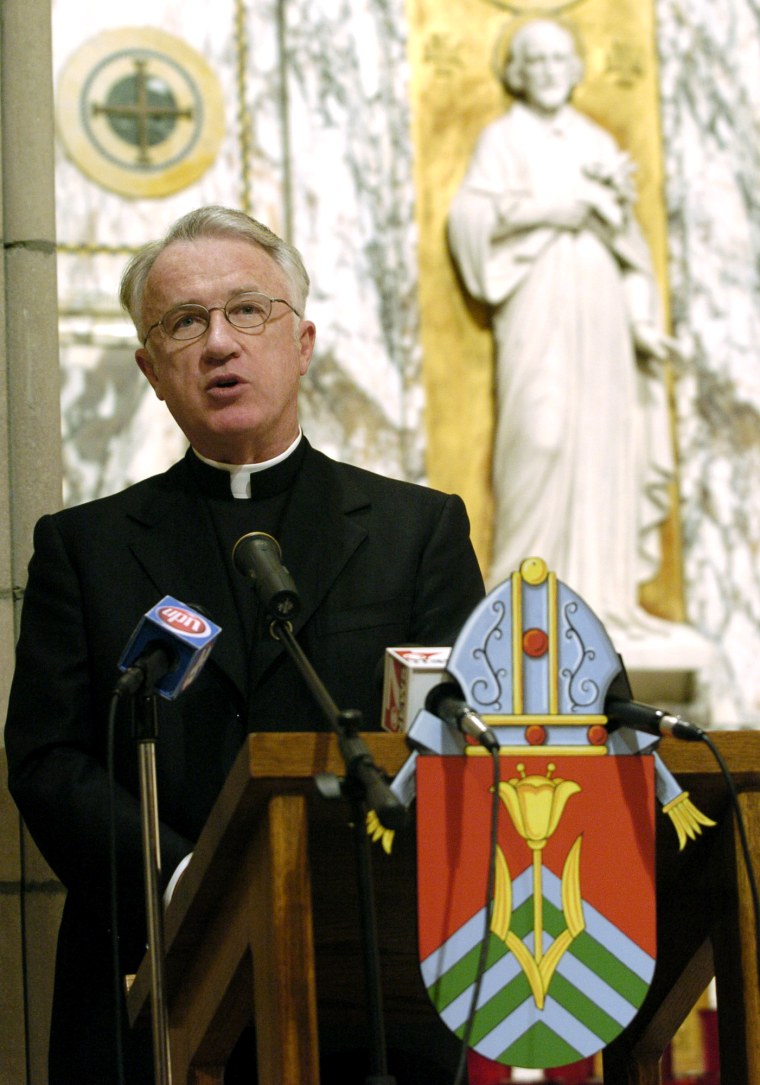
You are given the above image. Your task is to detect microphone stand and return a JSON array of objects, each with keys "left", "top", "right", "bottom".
[
  {"left": 131, "top": 688, "right": 173, "bottom": 1085},
  {"left": 269, "top": 616, "right": 403, "bottom": 1085}
]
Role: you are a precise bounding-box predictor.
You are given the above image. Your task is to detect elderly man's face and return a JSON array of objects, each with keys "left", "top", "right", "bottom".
[
  {"left": 135, "top": 236, "right": 315, "bottom": 464},
  {"left": 515, "top": 23, "right": 578, "bottom": 113}
]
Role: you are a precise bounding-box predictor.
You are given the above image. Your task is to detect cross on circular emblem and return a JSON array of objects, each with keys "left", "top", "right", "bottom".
[
  {"left": 56, "top": 28, "right": 224, "bottom": 197},
  {"left": 92, "top": 58, "right": 195, "bottom": 165}
]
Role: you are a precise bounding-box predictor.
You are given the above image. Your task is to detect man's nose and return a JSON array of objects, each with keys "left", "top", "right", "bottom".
[{"left": 203, "top": 308, "right": 238, "bottom": 354}]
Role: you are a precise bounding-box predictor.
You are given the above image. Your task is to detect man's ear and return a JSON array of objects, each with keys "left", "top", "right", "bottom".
[
  {"left": 298, "top": 321, "right": 316, "bottom": 376},
  {"left": 135, "top": 348, "right": 164, "bottom": 400}
]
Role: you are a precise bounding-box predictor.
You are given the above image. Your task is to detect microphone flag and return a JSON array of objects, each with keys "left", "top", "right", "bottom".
[
  {"left": 117, "top": 596, "right": 221, "bottom": 700},
  {"left": 410, "top": 557, "right": 712, "bottom": 1070}
]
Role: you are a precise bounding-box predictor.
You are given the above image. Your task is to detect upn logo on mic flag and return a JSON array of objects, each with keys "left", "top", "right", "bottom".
[{"left": 414, "top": 557, "right": 660, "bottom": 1068}]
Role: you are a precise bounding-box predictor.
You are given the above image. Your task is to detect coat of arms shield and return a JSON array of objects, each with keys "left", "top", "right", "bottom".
[{"left": 416, "top": 751, "right": 656, "bottom": 1067}]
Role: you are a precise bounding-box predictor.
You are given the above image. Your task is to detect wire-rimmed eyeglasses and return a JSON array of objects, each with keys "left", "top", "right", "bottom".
[{"left": 142, "top": 291, "right": 303, "bottom": 346}]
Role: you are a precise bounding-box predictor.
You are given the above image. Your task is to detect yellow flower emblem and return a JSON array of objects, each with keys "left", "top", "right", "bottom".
[{"left": 497, "top": 762, "right": 581, "bottom": 850}]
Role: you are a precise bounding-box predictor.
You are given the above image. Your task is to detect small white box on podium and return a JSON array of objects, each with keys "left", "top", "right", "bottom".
[{"left": 380, "top": 646, "right": 451, "bottom": 733}]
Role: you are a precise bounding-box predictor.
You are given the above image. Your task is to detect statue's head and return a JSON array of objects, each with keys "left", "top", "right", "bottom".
[{"left": 502, "top": 19, "right": 584, "bottom": 112}]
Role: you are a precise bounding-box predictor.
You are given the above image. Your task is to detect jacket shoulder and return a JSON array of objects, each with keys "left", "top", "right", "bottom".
[
  {"left": 304, "top": 445, "right": 456, "bottom": 512},
  {"left": 43, "top": 459, "right": 189, "bottom": 529}
]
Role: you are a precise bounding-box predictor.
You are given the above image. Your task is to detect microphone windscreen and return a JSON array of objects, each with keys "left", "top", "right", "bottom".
[
  {"left": 424, "top": 681, "right": 463, "bottom": 719},
  {"left": 231, "top": 532, "right": 301, "bottom": 619}
]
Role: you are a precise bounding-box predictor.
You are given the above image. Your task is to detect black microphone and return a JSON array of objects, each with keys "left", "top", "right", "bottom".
[
  {"left": 425, "top": 682, "right": 500, "bottom": 753},
  {"left": 605, "top": 697, "right": 705, "bottom": 742},
  {"left": 232, "top": 532, "right": 301, "bottom": 621},
  {"left": 115, "top": 596, "right": 222, "bottom": 699}
]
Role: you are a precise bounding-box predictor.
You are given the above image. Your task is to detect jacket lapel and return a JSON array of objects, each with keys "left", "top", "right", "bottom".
[
  {"left": 123, "top": 458, "right": 250, "bottom": 701},
  {"left": 246, "top": 444, "right": 370, "bottom": 692}
]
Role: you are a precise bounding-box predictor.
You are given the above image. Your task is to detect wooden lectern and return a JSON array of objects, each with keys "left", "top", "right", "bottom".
[{"left": 127, "top": 730, "right": 760, "bottom": 1084}]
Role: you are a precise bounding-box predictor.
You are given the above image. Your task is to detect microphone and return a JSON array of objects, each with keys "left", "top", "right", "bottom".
[
  {"left": 425, "top": 682, "right": 500, "bottom": 753},
  {"left": 115, "top": 596, "right": 222, "bottom": 699},
  {"left": 605, "top": 697, "right": 705, "bottom": 742},
  {"left": 232, "top": 532, "right": 301, "bottom": 620}
]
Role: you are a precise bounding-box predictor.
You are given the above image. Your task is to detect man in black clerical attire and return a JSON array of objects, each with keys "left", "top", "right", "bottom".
[{"left": 5, "top": 206, "right": 485, "bottom": 1083}]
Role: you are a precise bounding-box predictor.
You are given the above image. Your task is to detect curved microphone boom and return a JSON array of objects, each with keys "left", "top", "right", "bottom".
[{"left": 232, "top": 532, "right": 301, "bottom": 620}]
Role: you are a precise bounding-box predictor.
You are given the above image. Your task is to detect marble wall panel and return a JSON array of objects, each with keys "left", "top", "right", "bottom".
[
  {"left": 656, "top": 0, "right": 760, "bottom": 723},
  {"left": 279, "top": 0, "right": 424, "bottom": 478}
]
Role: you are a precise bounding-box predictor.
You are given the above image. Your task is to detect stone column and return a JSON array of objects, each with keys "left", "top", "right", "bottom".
[{"left": 1, "top": 0, "right": 64, "bottom": 1080}]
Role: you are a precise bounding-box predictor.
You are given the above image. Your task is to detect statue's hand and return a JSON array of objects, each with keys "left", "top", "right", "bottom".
[
  {"left": 633, "top": 322, "right": 682, "bottom": 363},
  {"left": 585, "top": 151, "right": 637, "bottom": 203}
]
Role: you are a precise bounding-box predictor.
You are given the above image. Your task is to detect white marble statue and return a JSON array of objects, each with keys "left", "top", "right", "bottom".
[{"left": 448, "top": 18, "right": 680, "bottom": 637}]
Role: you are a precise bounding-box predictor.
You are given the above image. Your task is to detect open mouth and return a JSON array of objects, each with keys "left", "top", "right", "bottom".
[{"left": 210, "top": 375, "right": 241, "bottom": 390}]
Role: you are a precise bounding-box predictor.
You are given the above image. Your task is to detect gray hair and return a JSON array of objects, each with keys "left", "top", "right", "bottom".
[
  {"left": 503, "top": 19, "right": 584, "bottom": 98},
  {"left": 119, "top": 206, "right": 310, "bottom": 336}
]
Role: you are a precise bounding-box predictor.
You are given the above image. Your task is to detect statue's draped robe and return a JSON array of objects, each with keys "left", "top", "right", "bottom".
[{"left": 448, "top": 102, "right": 673, "bottom": 630}]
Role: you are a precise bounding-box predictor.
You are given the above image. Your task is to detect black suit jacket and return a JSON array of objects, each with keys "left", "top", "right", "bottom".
[{"left": 6, "top": 439, "right": 484, "bottom": 1083}]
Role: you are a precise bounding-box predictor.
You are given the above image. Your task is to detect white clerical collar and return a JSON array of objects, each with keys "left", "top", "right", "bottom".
[{"left": 193, "top": 430, "right": 303, "bottom": 499}]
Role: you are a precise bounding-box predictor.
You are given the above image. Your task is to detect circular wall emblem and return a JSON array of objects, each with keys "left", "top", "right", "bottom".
[{"left": 56, "top": 28, "right": 225, "bottom": 198}]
